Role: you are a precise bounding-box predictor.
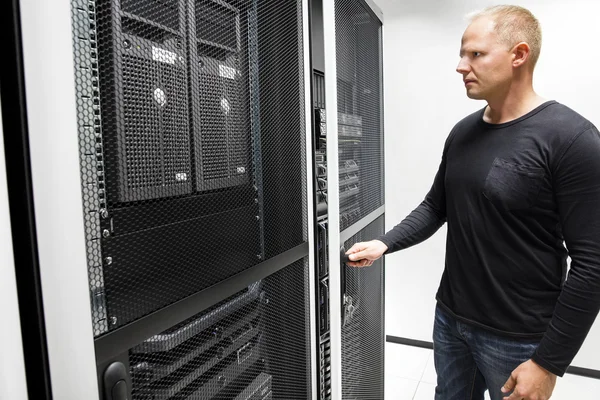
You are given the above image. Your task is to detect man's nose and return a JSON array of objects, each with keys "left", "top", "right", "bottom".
[{"left": 456, "top": 58, "right": 470, "bottom": 74}]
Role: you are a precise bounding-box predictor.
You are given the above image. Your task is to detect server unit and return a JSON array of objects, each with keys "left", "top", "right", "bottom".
[
  {"left": 130, "top": 283, "right": 266, "bottom": 399},
  {"left": 96, "top": 0, "right": 192, "bottom": 203},
  {"left": 189, "top": 0, "right": 254, "bottom": 191}
]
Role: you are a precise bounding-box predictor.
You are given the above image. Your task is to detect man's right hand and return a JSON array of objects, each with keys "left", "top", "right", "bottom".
[{"left": 345, "top": 240, "right": 388, "bottom": 267}]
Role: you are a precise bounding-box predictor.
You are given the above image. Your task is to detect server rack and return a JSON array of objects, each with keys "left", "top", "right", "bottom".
[
  {"left": 2, "top": 0, "right": 384, "bottom": 397},
  {"left": 7, "top": 0, "right": 317, "bottom": 398},
  {"left": 86, "top": 0, "right": 315, "bottom": 397}
]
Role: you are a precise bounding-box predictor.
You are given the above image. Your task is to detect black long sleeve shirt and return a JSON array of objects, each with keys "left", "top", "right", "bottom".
[{"left": 378, "top": 101, "right": 600, "bottom": 376}]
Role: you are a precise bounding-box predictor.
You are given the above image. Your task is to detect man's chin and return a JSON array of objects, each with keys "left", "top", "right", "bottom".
[{"left": 466, "top": 91, "right": 484, "bottom": 100}]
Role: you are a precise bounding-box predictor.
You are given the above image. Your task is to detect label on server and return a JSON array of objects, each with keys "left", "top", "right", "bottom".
[
  {"left": 152, "top": 46, "right": 177, "bottom": 64},
  {"left": 219, "top": 65, "right": 237, "bottom": 79}
]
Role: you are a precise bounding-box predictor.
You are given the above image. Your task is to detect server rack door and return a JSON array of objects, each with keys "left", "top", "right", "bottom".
[
  {"left": 322, "top": 0, "right": 384, "bottom": 398},
  {"left": 20, "top": 0, "right": 317, "bottom": 397},
  {"left": 339, "top": 217, "right": 385, "bottom": 399}
]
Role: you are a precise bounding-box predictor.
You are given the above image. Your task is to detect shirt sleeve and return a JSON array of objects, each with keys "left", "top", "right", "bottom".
[
  {"left": 531, "top": 126, "right": 600, "bottom": 376},
  {"left": 377, "top": 132, "right": 452, "bottom": 254}
]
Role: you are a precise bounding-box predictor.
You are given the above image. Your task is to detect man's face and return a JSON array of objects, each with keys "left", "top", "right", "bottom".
[{"left": 457, "top": 17, "right": 514, "bottom": 100}]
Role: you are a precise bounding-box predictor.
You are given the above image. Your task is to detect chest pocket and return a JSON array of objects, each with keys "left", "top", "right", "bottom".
[{"left": 482, "top": 158, "right": 545, "bottom": 211}]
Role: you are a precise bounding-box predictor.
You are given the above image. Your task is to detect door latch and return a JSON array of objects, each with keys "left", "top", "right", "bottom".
[{"left": 343, "top": 294, "right": 357, "bottom": 327}]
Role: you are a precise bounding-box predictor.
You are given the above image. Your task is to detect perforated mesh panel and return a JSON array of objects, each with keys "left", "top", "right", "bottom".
[
  {"left": 129, "top": 259, "right": 311, "bottom": 399},
  {"left": 335, "top": 0, "right": 383, "bottom": 232},
  {"left": 71, "top": 0, "right": 307, "bottom": 334},
  {"left": 342, "top": 215, "right": 385, "bottom": 399}
]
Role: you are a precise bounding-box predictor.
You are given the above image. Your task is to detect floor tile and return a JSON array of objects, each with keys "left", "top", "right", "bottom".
[
  {"left": 421, "top": 352, "right": 437, "bottom": 385},
  {"left": 386, "top": 343, "right": 431, "bottom": 381},
  {"left": 385, "top": 377, "right": 420, "bottom": 400},
  {"left": 551, "top": 373, "right": 600, "bottom": 399},
  {"left": 413, "top": 381, "right": 435, "bottom": 400}
]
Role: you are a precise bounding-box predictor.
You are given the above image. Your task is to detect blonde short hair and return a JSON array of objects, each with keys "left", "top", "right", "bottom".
[{"left": 468, "top": 5, "right": 542, "bottom": 69}]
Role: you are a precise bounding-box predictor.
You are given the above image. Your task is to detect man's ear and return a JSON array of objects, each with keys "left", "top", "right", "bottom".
[{"left": 512, "top": 42, "right": 530, "bottom": 68}]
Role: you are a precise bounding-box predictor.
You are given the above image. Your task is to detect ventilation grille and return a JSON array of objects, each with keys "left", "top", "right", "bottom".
[
  {"left": 196, "top": 73, "right": 249, "bottom": 186},
  {"left": 319, "top": 335, "right": 332, "bottom": 400},
  {"left": 123, "top": 55, "right": 162, "bottom": 189},
  {"left": 122, "top": 55, "right": 191, "bottom": 195},
  {"left": 335, "top": 0, "right": 383, "bottom": 232}
]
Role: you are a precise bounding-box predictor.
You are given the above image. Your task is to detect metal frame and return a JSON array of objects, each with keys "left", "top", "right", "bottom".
[
  {"left": 302, "top": 0, "right": 319, "bottom": 397},
  {"left": 0, "top": 98, "right": 29, "bottom": 400},
  {"left": 19, "top": 0, "right": 100, "bottom": 397},
  {"left": 362, "top": 0, "right": 383, "bottom": 23},
  {"left": 249, "top": 0, "right": 266, "bottom": 259},
  {"left": 321, "top": 1, "right": 343, "bottom": 399},
  {"left": 340, "top": 205, "right": 385, "bottom": 243},
  {"left": 379, "top": 23, "right": 386, "bottom": 228},
  {"left": 378, "top": 20, "right": 386, "bottom": 398},
  {"left": 72, "top": 0, "right": 109, "bottom": 337}
]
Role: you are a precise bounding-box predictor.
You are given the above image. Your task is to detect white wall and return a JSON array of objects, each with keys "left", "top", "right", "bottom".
[{"left": 376, "top": 0, "right": 600, "bottom": 371}]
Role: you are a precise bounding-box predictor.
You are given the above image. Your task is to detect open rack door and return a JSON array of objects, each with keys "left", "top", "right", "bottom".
[{"left": 322, "top": 0, "right": 385, "bottom": 398}]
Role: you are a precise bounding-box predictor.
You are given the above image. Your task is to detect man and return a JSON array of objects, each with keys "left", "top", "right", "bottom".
[{"left": 346, "top": 5, "right": 600, "bottom": 400}]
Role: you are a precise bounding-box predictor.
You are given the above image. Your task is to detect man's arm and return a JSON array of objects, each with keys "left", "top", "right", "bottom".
[
  {"left": 377, "top": 191, "right": 446, "bottom": 254},
  {"left": 376, "top": 135, "right": 451, "bottom": 255},
  {"left": 346, "top": 131, "right": 455, "bottom": 266},
  {"left": 531, "top": 126, "right": 600, "bottom": 376}
]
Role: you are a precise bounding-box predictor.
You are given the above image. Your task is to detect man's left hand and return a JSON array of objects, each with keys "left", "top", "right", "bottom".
[{"left": 502, "top": 359, "right": 557, "bottom": 400}]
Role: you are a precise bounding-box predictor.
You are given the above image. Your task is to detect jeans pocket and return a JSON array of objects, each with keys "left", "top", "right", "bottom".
[
  {"left": 433, "top": 303, "right": 453, "bottom": 335},
  {"left": 482, "top": 158, "right": 545, "bottom": 211}
]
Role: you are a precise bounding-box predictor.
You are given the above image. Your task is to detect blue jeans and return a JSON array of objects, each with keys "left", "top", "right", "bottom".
[{"left": 433, "top": 303, "right": 540, "bottom": 400}]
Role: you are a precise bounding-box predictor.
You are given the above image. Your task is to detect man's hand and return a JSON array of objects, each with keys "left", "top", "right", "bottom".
[
  {"left": 345, "top": 240, "right": 388, "bottom": 267},
  {"left": 501, "top": 359, "right": 557, "bottom": 400}
]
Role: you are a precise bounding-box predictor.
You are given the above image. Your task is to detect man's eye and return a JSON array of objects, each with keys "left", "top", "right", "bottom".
[{"left": 473, "top": 52, "right": 481, "bottom": 57}]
